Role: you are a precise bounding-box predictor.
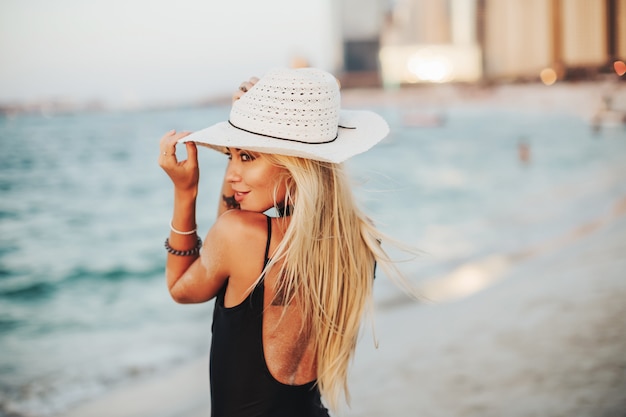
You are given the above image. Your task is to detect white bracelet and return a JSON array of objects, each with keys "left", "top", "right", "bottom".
[{"left": 170, "top": 220, "right": 197, "bottom": 235}]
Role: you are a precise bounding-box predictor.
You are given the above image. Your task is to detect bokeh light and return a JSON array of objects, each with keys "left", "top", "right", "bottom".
[
  {"left": 407, "top": 52, "right": 453, "bottom": 83},
  {"left": 540, "top": 68, "right": 558, "bottom": 85},
  {"left": 614, "top": 61, "right": 626, "bottom": 76}
]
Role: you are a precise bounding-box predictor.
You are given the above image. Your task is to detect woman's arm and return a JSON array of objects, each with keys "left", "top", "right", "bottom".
[
  {"left": 159, "top": 130, "right": 228, "bottom": 303},
  {"left": 158, "top": 130, "right": 199, "bottom": 285},
  {"left": 166, "top": 215, "right": 232, "bottom": 303},
  {"left": 160, "top": 76, "right": 260, "bottom": 302}
]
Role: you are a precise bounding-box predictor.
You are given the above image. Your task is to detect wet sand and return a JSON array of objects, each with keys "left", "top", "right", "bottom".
[{"left": 346, "top": 205, "right": 626, "bottom": 417}]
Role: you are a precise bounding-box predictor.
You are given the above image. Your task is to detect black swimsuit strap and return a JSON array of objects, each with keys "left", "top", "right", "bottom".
[{"left": 263, "top": 216, "right": 272, "bottom": 262}]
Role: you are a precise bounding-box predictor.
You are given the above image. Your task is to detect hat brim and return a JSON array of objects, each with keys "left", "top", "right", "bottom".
[{"left": 178, "top": 110, "right": 389, "bottom": 163}]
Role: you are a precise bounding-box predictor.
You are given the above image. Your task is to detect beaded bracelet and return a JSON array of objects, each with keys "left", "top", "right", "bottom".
[
  {"left": 164, "top": 236, "right": 203, "bottom": 256},
  {"left": 170, "top": 220, "right": 197, "bottom": 235}
]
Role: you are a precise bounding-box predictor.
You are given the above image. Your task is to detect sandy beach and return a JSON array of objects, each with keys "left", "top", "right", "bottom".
[
  {"left": 344, "top": 198, "right": 626, "bottom": 417},
  {"left": 55, "top": 82, "right": 626, "bottom": 417}
]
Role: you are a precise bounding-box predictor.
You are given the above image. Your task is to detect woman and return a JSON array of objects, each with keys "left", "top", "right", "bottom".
[{"left": 159, "top": 68, "right": 413, "bottom": 416}]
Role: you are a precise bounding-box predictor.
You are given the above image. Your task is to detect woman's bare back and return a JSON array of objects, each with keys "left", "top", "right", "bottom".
[{"left": 223, "top": 214, "right": 317, "bottom": 386}]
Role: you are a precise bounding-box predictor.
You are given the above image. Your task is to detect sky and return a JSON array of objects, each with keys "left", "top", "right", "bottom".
[{"left": 0, "top": 0, "right": 340, "bottom": 108}]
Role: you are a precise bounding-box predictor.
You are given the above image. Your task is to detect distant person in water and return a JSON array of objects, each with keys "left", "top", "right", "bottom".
[
  {"left": 518, "top": 137, "right": 531, "bottom": 165},
  {"left": 158, "top": 67, "right": 415, "bottom": 416}
]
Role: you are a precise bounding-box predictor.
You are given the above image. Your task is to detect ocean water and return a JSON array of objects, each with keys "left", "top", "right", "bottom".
[{"left": 1, "top": 98, "right": 625, "bottom": 416}]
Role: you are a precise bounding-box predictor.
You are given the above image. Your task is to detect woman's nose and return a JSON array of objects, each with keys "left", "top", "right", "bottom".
[{"left": 225, "top": 161, "right": 241, "bottom": 183}]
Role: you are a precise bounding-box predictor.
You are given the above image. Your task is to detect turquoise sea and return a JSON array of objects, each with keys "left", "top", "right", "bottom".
[{"left": 1, "top": 97, "right": 625, "bottom": 416}]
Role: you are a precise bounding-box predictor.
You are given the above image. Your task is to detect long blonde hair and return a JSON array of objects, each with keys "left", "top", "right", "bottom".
[{"left": 259, "top": 153, "right": 414, "bottom": 411}]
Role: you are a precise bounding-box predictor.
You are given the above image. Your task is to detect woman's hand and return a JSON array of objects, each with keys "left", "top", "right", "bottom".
[
  {"left": 158, "top": 130, "right": 198, "bottom": 196},
  {"left": 231, "top": 76, "right": 259, "bottom": 103}
]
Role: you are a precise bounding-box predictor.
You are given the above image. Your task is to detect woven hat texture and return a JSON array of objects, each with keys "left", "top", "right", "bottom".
[{"left": 179, "top": 67, "right": 389, "bottom": 163}]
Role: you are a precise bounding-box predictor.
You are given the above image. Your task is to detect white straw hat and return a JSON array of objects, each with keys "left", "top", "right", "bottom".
[{"left": 179, "top": 67, "right": 389, "bottom": 163}]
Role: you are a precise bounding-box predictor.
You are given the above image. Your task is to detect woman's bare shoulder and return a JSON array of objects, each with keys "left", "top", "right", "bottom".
[
  {"left": 209, "top": 211, "right": 270, "bottom": 303},
  {"left": 210, "top": 210, "right": 269, "bottom": 260},
  {"left": 214, "top": 210, "right": 267, "bottom": 236}
]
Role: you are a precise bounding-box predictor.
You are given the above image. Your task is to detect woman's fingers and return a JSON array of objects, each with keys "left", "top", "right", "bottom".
[
  {"left": 239, "top": 76, "right": 259, "bottom": 93},
  {"left": 158, "top": 131, "right": 199, "bottom": 191},
  {"left": 232, "top": 90, "right": 244, "bottom": 102},
  {"left": 158, "top": 130, "right": 192, "bottom": 165},
  {"left": 232, "top": 76, "right": 260, "bottom": 103},
  {"left": 183, "top": 141, "right": 198, "bottom": 167},
  {"left": 159, "top": 129, "right": 178, "bottom": 156}
]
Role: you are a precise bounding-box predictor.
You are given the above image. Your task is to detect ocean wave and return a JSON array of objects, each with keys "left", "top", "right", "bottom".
[
  {"left": 63, "top": 263, "right": 165, "bottom": 283},
  {"left": 0, "top": 266, "right": 11, "bottom": 278},
  {"left": 0, "top": 242, "right": 19, "bottom": 258},
  {"left": 0, "top": 281, "right": 56, "bottom": 300},
  {"left": 0, "top": 318, "right": 20, "bottom": 333},
  {"left": 0, "top": 262, "right": 165, "bottom": 301}
]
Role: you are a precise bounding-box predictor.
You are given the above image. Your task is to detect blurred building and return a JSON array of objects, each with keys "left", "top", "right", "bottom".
[
  {"left": 339, "top": 0, "right": 626, "bottom": 86},
  {"left": 378, "top": 0, "right": 482, "bottom": 86},
  {"left": 482, "top": 0, "right": 625, "bottom": 81},
  {"left": 338, "top": 0, "right": 388, "bottom": 87}
]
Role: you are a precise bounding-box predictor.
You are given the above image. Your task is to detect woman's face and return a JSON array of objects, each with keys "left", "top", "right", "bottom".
[{"left": 224, "top": 148, "right": 288, "bottom": 212}]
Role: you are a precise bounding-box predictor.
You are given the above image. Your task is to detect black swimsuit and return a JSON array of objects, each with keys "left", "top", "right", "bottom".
[{"left": 209, "top": 216, "right": 330, "bottom": 417}]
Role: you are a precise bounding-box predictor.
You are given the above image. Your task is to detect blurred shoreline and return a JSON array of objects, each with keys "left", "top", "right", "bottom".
[
  {"left": 342, "top": 80, "right": 626, "bottom": 118},
  {"left": 1, "top": 80, "right": 624, "bottom": 119}
]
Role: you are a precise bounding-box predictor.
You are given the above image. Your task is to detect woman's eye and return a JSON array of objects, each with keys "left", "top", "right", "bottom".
[
  {"left": 241, "top": 153, "right": 255, "bottom": 162},
  {"left": 225, "top": 153, "right": 232, "bottom": 160}
]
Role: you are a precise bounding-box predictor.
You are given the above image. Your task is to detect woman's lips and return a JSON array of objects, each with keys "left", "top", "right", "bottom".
[{"left": 234, "top": 191, "right": 249, "bottom": 202}]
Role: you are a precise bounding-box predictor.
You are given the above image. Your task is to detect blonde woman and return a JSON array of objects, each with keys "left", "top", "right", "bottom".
[{"left": 159, "top": 68, "right": 411, "bottom": 416}]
